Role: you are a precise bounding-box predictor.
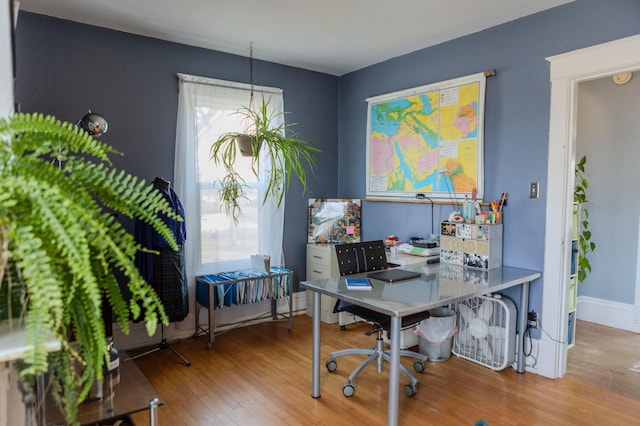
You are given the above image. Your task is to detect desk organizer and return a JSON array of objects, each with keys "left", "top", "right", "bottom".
[{"left": 439, "top": 221, "right": 503, "bottom": 269}]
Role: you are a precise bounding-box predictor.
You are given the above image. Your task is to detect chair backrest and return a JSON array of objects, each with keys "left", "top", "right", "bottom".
[{"left": 334, "top": 240, "right": 388, "bottom": 276}]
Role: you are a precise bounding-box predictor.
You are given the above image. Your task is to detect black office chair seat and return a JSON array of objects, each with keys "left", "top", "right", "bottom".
[{"left": 326, "top": 241, "right": 430, "bottom": 398}]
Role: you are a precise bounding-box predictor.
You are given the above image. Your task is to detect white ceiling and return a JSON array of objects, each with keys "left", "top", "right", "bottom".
[{"left": 18, "top": 0, "right": 573, "bottom": 76}]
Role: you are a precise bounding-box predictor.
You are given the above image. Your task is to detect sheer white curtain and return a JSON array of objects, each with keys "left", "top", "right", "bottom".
[{"left": 174, "top": 73, "right": 285, "bottom": 290}]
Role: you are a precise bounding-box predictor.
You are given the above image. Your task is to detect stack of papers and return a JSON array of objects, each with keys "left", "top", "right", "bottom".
[{"left": 397, "top": 244, "right": 440, "bottom": 257}]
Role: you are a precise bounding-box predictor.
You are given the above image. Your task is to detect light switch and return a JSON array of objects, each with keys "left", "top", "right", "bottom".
[{"left": 529, "top": 182, "right": 539, "bottom": 199}]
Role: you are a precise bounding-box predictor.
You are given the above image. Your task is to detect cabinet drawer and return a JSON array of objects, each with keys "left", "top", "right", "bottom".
[
  {"left": 306, "top": 245, "right": 334, "bottom": 267},
  {"left": 306, "top": 263, "right": 332, "bottom": 280}
]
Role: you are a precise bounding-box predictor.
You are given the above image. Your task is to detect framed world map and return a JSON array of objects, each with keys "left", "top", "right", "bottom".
[{"left": 366, "top": 72, "right": 488, "bottom": 200}]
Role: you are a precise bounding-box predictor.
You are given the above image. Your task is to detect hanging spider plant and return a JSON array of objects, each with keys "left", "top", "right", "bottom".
[{"left": 209, "top": 95, "right": 321, "bottom": 223}]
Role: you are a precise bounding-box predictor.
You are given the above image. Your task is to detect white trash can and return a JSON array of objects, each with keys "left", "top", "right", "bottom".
[{"left": 415, "top": 307, "right": 457, "bottom": 362}]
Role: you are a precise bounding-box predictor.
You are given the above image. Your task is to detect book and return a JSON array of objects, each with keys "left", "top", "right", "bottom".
[{"left": 345, "top": 277, "right": 372, "bottom": 290}]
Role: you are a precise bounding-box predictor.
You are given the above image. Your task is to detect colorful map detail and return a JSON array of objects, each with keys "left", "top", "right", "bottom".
[{"left": 368, "top": 82, "right": 480, "bottom": 195}]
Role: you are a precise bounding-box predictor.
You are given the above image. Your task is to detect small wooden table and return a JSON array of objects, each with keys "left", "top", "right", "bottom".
[{"left": 45, "top": 353, "right": 162, "bottom": 425}]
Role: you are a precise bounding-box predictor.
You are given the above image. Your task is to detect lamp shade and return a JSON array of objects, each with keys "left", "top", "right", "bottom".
[{"left": 78, "top": 111, "right": 108, "bottom": 136}]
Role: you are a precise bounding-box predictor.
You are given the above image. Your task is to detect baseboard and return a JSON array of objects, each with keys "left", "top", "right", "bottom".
[
  {"left": 113, "top": 291, "right": 306, "bottom": 351},
  {"left": 576, "top": 295, "right": 635, "bottom": 331}
]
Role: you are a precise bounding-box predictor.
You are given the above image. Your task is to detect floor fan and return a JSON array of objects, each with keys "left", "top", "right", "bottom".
[{"left": 452, "top": 294, "right": 516, "bottom": 371}]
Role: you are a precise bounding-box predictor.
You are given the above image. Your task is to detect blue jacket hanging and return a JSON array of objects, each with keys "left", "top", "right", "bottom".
[{"left": 135, "top": 177, "right": 188, "bottom": 322}]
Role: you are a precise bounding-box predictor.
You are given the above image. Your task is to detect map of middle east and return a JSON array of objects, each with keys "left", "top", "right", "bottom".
[{"left": 368, "top": 81, "right": 481, "bottom": 197}]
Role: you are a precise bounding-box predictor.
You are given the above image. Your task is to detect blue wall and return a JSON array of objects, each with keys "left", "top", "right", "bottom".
[
  {"left": 338, "top": 0, "right": 640, "bottom": 311},
  {"left": 14, "top": 12, "right": 340, "bottom": 290},
  {"left": 13, "top": 0, "right": 640, "bottom": 313}
]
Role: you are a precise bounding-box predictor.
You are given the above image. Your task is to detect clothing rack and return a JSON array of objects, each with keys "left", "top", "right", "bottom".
[{"left": 124, "top": 323, "right": 190, "bottom": 366}]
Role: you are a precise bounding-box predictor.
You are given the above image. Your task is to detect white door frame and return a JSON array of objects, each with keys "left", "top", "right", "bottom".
[{"left": 540, "top": 34, "right": 640, "bottom": 379}]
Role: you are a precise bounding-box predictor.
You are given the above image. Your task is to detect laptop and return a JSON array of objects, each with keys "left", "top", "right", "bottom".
[{"left": 366, "top": 269, "right": 422, "bottom": 283}]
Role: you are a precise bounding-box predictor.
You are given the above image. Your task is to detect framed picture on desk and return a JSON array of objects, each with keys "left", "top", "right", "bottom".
[{"left": 307, "top": 198, "right": 361, "bottom": 244}]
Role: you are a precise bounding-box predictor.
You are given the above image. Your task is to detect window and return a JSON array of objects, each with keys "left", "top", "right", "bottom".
[
  {"left": 196, "top": 106, "right": 258, "bottom": 264},
  {"left": 174, "top": 74, "right": 285, "bottom": 278}
]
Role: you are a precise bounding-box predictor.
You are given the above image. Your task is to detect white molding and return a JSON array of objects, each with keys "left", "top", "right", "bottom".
[
  {"left": 114, "top": 292, "right": 306, "bottom": 351},
  {"left": 546, "top": 35, "right": 640, "bottom": 80},
  {"left": 575, "top": 296, "right": 635, "bottom": 331},
  {"left": 542, "top": 34, "right": 640, "bottom": 379}
]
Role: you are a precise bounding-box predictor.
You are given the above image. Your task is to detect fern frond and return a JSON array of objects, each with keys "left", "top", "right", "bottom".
[{"left": 0, "top": 112, "right": 178, "bottom": 424}]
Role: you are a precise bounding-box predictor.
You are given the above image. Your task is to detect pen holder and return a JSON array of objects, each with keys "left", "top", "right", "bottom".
[{"left": 481, "top": 210, "right": 502, "bottom": 224}]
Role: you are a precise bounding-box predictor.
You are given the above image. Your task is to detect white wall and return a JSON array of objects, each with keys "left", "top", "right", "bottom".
[
  {"left": 1, "top": 2, "right": 20, "bottom": 425},
  {"left": 0, "top": 0, "right": 14, "bottom": 115}
]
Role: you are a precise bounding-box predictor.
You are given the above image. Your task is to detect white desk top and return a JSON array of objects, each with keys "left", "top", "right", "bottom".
[
  {"left": 0, "top": 320, "right": 60, "bottom": 362},
  {"left": 301, "top": 263, "right": 541, "bottom": 318}
]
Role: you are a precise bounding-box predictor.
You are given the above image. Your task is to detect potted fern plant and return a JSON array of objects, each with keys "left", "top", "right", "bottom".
[
  {"left": 574, "top": 155, "right": 596, "bottom": 283},
  {"left": 209, "top": 95, "right": 321, "bottom": 223},
  {"left": 0, "top": 113, "right": 179, "bottom": 423}
]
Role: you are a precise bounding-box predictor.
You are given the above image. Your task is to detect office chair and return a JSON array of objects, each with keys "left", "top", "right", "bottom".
[{"left": 326, "top": 240, "right": 429, "bottom": 397}]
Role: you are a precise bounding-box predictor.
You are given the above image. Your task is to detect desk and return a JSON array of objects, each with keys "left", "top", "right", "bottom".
[
  {"left": 301, "top": 263, "right": 541, "bottom": 426},
  {"left": 195, "top": 267, "right": 293, "bottom": 349},
  {"left": 45, "top": 352, "right": 162, "bottom": 425}
]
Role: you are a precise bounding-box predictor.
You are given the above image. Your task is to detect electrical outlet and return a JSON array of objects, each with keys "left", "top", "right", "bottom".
[
  {"left": 528, "top": 311, "right": 539, "bottom": 329},
  {"left": 529, "top": 182, "right": 539, "bottom": 199}
]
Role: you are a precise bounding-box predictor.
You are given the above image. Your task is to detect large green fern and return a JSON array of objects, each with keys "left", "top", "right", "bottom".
[{"left": 0, "top": 113, "right": 179, "bottom": 423}]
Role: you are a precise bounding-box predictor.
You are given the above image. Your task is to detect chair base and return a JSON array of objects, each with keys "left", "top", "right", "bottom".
[{"left": 326, "top": 330, "right": 428, "bottom": 397}]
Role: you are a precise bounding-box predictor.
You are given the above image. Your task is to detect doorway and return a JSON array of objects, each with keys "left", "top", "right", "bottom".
[
  {"left": 540, "top": 34, "right": 640, "bottom": 379},
  {"left": 575, "top": 74, "right": 640, "bottom": 321}
]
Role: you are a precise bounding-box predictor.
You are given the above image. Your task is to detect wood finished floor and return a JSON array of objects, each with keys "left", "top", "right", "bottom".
[
  {"left": 566, "top": 320, "right": 640, "bottom": 401},
  {"left": 129, "top": 316, "right": 640, "bottom": 425}
]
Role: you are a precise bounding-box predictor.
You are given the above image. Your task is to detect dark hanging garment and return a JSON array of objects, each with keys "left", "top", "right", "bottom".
[{"left": 135, "top": 178, "right": 188, "bottom": 323}]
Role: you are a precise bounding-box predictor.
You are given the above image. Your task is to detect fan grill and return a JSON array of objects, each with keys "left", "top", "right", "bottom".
[{"left": 452, "top": 295, "right": 516, "bottom": 370}]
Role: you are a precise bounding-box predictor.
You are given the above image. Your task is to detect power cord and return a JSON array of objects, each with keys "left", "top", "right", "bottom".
[
  {"left": 523, "top": 317, "right": 567, "bottom": 359},
  {"left": 538, "top": 318, "right": 569, "bottom": 345}
]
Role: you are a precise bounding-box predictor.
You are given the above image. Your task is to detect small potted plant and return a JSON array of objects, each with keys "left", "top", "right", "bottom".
[{"left": 209, "top": 96, "right": 321, "bottom": 222}]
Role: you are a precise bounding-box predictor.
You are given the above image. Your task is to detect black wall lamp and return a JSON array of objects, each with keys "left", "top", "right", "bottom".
[{"left": 78, "top": 110, "right": 108, "bottom": 136}]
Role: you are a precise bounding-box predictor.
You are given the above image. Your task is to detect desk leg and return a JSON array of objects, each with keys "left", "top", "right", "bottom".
[
  {"left": 270, "top": 276, "right": 277, "bottom": 320},
  {"left": 388, "top": 316, "right": 400, "bottom": 426},
  {"left": 311, "top": 291, "right": 321, "bottom": 398},
  {"left": 149, "top": 397, "right": 160, "bottom": 426},
  {"left": 36, "top": 373, "right": 45, "bottom": 426},
  {"left": 194, "top": 292, "right": 200, "bottom": 337},
  {"left": 287, "top": 275, "right": 293, "bottom": 331},
  {"left": 517, "top": 280, "right": 530, "bottom": 373},
  {"left": 207, "top": 285, "right": 215, "bottom": 349}
]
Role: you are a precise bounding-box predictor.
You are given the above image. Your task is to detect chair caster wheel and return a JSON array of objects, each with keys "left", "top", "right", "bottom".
[
  {"left": 404, "top": 384, "right": 417, "bottom": 397},
  {"left": 343, "top": 383, "right": 355, "bottom": 397},
  {"left": 413, "top": 360, "right": 425, "bottom": 373},
  {"left": 326, "top": 359, "right": 337, "bottom": 372}
]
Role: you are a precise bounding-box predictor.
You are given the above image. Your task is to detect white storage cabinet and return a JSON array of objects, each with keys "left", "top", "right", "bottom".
[{"left": 305, "top": 244, "right": 357, "bottom": 326}]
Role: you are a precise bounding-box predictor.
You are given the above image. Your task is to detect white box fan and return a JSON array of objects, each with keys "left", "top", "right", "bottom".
[{"left": 452, "top": 294, "right": 516, "bottom": 371}]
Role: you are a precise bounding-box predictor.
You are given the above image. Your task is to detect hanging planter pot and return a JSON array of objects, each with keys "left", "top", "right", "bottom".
[{"left": 235, "top": 134, "right": 257, "bottom": 157}]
